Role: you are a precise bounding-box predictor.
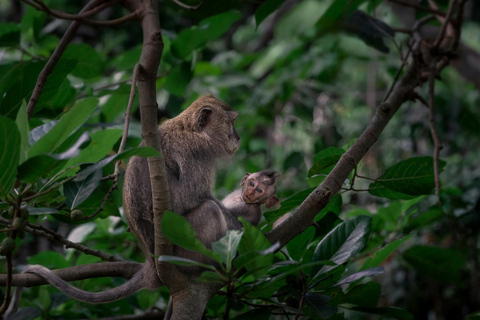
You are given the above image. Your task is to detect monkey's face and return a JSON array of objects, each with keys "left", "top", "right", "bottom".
[{"left": 240, "top": 171, "right": 279, "bottom": 208}]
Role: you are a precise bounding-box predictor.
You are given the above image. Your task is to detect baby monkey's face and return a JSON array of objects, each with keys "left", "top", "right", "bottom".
[{"left": 240, "top": 171, "right": 279, "bottom": 208}]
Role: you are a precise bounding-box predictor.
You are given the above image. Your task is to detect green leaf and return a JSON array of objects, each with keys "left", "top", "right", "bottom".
[
  {"left": 63, "top": 129, "right": 123, "bottom": 169},
  {"left": 286, "top": 226, "right": 315, "bottom": 261},
  {"left": 211, "top": 230, "right": 243, "bottom": 272},
  {"left": 309, "top": 147, "right": 345, "bottom": 177},
  {"left": 158, "top": 255, "right": 217, "bottom": 271},
  {"left": 196, "top": 270, "right": 227, "bottom": 283},
  {"left": 304, "top": 293, "right": 338, "bottom": 318},
  {"left": 0, "top": 22, "right": 20, "bottom": 46},
  {"left": 343, "top": 10, "right": 395, "bottom": 53},
  {"left": 62, "top": 43, "right": 103, "bottom": 79},
  {"left": 264, "top": 187, "right": 315, "bottom": 223},
  {"left": 73, "top": 146, "right": 160, "bottom": 181},
  {"left": 368, "top": 181, "right": 418, "bottom": 200},
  {"left": 28, "top": 251, "right": 69, "bottom": 269},
  {"left": 236, "top": 218, "right": 274, "bottom": 278},
  {"left": 361, "top": 235, "right": 411, "bottom": 270},
  {"left": 29, "top": 97, "right": 98, "bottom": 158},
  {"left": 231, "top": 309, "right": 272, "bottom": 320},
  {"left": 164, "top": 62, "right": 193, "bottom": 97},
  {"left": 312, "top": 215, "right": 372, "bottom": 277},
  {"left": 336, "top": 282, "right": 381, "bottom": 308},
  {"left": 276, "top": 0, "right": 326, "bottom": 38},
  {"left": 316, "top": 0, "right": 365, "bottom": 34},
  {"left": 171, "top": 11, "right": 242, "bottom": 59},
  {"left": 403, "top": 245, "right": 465, "bottom": 283},
  {"left": 64, "top": 167, "right": 103, "bottom": 209},
  {"left": 161, "top": 210, "right": 222, "bottom": 263},
  {"left": 346, "top": 306, "right": 413, "bottom": 319},
  {"left": 15, "top": 101, "right": 29, "bottom": 164},
  {"left": 0, "top": 116, "right": 20, "bottom": 198},
  {"left": 374, "top": 156, "right": 447, "bottom": 196},
  {"left": 18, "top": 133, "right": 89, "bottom": 183},
  {"left": 39, "top": 286, "right": 52, "bottom": 310},
  {"left": 255, "top": 0, "right": 287, "bottom": 29},
  {"left": 335, "top": 267, "right": 384, "bottom": 286}
]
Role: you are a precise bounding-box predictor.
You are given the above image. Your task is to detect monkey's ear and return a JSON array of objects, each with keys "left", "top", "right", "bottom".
[
  {"left": 265, "top": 195, "right": 279, "bottom": 208},
  {"left": 198, "top": 107, "right": 212, "bottom": 128},
  {"left": 267, "top": 171, "right": 279, "bottom": 183},
  {"left": 240, "top": 173, "right": 251, "bottom": 186}
]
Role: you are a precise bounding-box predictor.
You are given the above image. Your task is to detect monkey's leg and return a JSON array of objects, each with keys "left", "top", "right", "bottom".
[{"left": 174, "top": 200, "right": 228, "bottom": 266}]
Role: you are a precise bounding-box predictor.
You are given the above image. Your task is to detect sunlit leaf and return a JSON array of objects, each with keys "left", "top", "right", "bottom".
[{"left": 312, "top": 215, "right": 372, "bottom": 277}]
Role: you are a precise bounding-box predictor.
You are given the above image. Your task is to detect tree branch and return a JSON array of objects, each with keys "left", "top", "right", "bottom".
[{"left": 133, "top": 0, "right": 174, "bottom": 284}]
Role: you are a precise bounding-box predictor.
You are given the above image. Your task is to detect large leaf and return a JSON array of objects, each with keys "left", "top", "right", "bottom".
[
  {"left": 161, "top": 210, "right": 222, "bottom": 263},
  {"left": 372, "top": 156, "right": 447, "bottom": 196},
  {"left": 334, "top": 267, "right": 384, "bottom": 286},
  {"left": 73, "top": 146, "right": 160, "bottom": 181},
  {"left": 255, "top": 0, "right": 287, "bottom": 29},
  {"left": 0, "top": 22, "right": 20, "bottom": 47},
  {"left": 18, "top": 133, "right": 89, "bottom": 183},
  {"left": 15, "top": 101, "right": 29, "bottom": 164},
  {"left": 361, "top": 235, "right": 411, "bottom": 270},
  {"left": 343, "top": 10, "right": 395, "bottom": 53},
  {"left": 308, "top": 147, "right": 345, "bottom": 178},
  {"left": 286, "top": 226, "right": 315, "bottom": 261},
  {"left": 211, "top": 230, "right": 243, "bottom": 272},
  {"left": 332, "top": 282, "right": 381, "bottom": 308},
  {"left": 316, "top": 0, "right": 365, "bottom": 34},
  {"left": 0, "top": 116, "right": 20, "bottom": 198},
  {"left": 235, "top": 218, "right": 275, "bottom": 278},
  {"left": 164, "top": 62, "right": 193, "bottom": 97},
  {"left": 303, "top": 293, "right": 338, "bottom": 318},
  {"left": 64, "top": 167, "right": 103, "bottom": 209},
  {"left": 368, "top": 180, "right": 418, "bottom": 200},
  {"left": 158, "top": 256, "right": 217, "bottom": 271},
  {"left": 62, "top": 43, "right": 103, "bottom": 79},
  {"left": 171, "top": 11, "right": 242, "bottom": 59},
  {"left": 403, "top": 245, "right": 465, "bottom": 283},
  {"left": 312, "top": 215, "right": 372, "bottom": 277},
  {"left": 63, "top": 129, "right": 123, "bottom": 169},
  {"left": 29, "top": 97, "right": 98, "bottom": 158},
  {"left": 0, "top": 60, "right": 77, "bottom": 119}
]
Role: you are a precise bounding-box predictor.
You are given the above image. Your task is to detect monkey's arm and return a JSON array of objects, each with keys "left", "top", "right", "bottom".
[{"left": 222, "top": 190, "right": 262, "bottom": 226}]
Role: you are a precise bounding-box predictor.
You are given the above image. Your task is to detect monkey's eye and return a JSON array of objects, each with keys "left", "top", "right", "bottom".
[
  {"left": 250, "top": 182, "right": 254, "bottom": 187},
  {"left": 256, "top": 187, "right": 262, "bottom": 192}
]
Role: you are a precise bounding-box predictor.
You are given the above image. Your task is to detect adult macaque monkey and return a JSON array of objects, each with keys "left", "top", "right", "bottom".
[
  {"left": 5, "top": 95, "right": 241, "bottom": 314},
  {"left": 223, "top": 170, "right": 279, "bottom": 226}
]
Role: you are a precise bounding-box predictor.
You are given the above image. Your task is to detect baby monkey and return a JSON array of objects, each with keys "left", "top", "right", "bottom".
[{"left": 222, "top": 170, "right": 279, "bottom": 226}]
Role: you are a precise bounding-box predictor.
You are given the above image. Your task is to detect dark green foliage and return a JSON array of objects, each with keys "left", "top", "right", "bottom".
[{"left": 1, "top": 0, "right": 478, "bottom": 318}]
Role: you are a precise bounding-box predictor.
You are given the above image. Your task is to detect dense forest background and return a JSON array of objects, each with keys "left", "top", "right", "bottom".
[{"left": 0, "top": 0, "right": 480, "bottom": 319}]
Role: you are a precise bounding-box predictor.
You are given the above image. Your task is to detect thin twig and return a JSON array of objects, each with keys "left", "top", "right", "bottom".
[
  {"left": 115, "top": 63, "right": 140, "bottom": 176},
  {"left": 83, "top": 179, "right": 118, "bottom": 220},
  {"left": 23, "top": 220, "right": 122, "bottom": 262},
  {"left": 428, "top": 58, "right": 442, "bottom": 196},
  {"left": 23, "top": 0, "right": 139, "bottom": 26},
  {"left": 432, "top": 0, "right": 457, "bottom": 49},
  {"left": 383, "top": 39, "right": 414, "bottom": 102},
  {"left": 172, "top": 0, "right": 205, "bottom": 10}
]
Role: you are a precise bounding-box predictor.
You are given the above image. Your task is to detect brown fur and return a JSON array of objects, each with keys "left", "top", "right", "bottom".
[
  {"left": 124, "top": 95, "right": 242, "bottom": 269},
  {"left": 222, "top": 171, "right": 279, "bottom": 226}
]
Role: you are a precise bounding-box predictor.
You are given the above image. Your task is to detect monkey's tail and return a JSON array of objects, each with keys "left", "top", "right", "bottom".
[{"left": 28, "top": 264, "right": 146, "bottom": 303}]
